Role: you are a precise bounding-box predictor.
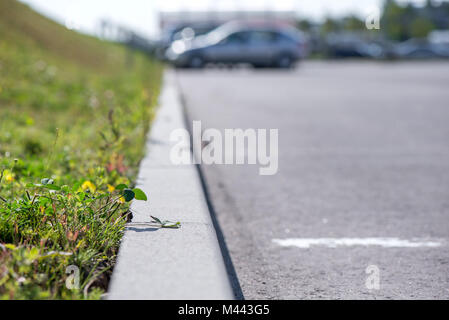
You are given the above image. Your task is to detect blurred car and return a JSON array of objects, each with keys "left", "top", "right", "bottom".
[
  {"left": 328, "top": 42, "right": 384, "bottom": 58},
  {"left": 326, "top": 33, "right": 385, "bottom": 59},
  {"left": 156, "top": 23, "right": 220, "bottom": 60},
  {"left": 392, "top": 38, "right": 449, "bottom": 59},
  {"left": 165, "top": 21, "right": 307, "bottom": 68}
]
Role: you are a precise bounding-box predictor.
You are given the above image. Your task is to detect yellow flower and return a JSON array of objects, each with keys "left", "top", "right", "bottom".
[
  {"left": 25, "top": 117, "right": 34, "bottom": 126},
  {"left": 81, "top": 181, "right": 96, "bottom": 193},
  {"left": 3, "top": 170, "right": 14, "bottom": 183},
  {"left": 118, "top": 197, "right": 126, "bottom": 204},
  {"left": 107, "top": 184, "right": 115, "bottom": 193}
]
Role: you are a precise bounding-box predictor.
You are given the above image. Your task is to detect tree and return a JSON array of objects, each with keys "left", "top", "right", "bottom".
[
  {"left": 297, "top": 19, "right": 313, "bottom": 32},
  {"left": 382, "top": 0, "right": 411, "bottom": 41},
  {"left": 321, "top": 17, "right": 341, "bottom": 35},
  {"left": 343, "top": 16, "right": 365, "bottom": 31},
  {"left": 410, "top": 17, "right": 436, "bottom": 38}
]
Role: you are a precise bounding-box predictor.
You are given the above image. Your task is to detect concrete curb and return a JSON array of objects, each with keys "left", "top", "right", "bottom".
[{"left": 108, "top": 70, "right": 235, "bottom": 300}]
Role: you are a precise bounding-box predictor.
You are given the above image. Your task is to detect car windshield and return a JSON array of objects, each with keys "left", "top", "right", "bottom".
[{"left": 205, "top": 23, "right": 241, "bottom": 45}]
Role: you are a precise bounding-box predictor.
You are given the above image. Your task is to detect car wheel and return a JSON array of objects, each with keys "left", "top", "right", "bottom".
[
  {"left": 188, "top": 56, "right": 205, "bottom": 68},
  {"left": 275, "top": 54, "right": 294, "bottom": 69}
]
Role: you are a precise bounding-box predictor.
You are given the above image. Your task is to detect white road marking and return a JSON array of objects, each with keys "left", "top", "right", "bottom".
[{"left": 272, "top": 238, "right": 444, "bottom": 249}]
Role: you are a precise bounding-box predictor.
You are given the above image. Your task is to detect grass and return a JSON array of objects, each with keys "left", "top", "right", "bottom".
[{"left": 0, "top": 0, "right": 163, "bottom": 299}]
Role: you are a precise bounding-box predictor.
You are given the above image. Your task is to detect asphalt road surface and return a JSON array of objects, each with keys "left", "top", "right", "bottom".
[{"left": 176, "top": 61, "right": 449, "bottom": 300}]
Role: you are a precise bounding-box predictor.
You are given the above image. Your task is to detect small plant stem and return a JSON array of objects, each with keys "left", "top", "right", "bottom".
[
  {"left": 105, "top": 202, "right": 121, "bottom": 221},
  {"left": 45, "top": 128, "right": 60, "bottom": 175},
  {"left": 95, "top": 196, "right": 121, "bottom": 215}
]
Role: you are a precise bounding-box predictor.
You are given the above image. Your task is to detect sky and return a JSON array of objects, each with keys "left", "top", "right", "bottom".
[{"left": 18, "top": 0, "right": 428, "bottom": 39}]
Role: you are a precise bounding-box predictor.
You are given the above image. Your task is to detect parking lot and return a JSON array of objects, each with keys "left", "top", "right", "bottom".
[{"left": 177, "top": 61, "right": 449, "bottom": 299}]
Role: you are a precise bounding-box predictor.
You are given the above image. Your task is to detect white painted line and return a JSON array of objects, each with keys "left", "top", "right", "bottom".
[{"left": 272, "top": 238, "right": 444, "bottom": 249}]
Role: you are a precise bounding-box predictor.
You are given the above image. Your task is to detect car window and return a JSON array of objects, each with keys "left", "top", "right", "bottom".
[
  {"left": 248, "top": 31, "right": 278, "bottom": 44},
  {"left": 220, "top": 32, "right": 249, "bottom": 45},
  {"left": 277, "top": 32, "right": 295, "bottom": 43}
]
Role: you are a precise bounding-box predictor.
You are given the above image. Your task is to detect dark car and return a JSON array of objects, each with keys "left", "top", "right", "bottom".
[
  {"left": 325, "top": 33, "right": 385, "bottom": 59},
  {"left": 165, "top": 21, "right": 307, "bottom": 68},
  {"left": 392, "top": 38, "right": 449, "bottom": 59}
]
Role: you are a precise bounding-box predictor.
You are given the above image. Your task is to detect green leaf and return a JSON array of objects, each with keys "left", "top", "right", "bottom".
[
  {"left": 132, "top": 188, "right": 147, "bottom": 201},
  {"left": 72, "top": 182, "right": 81, "bottom": 192},
  {"left": 44, "top": 184, "right": 60, "bottom": 191},
  {"left": 171, "top": 222, "right": 182, "bottom": 229},
  {"left": 5, "top": 244, "right": 16, "bottom": 250},
  {"left": 161, "top": 221, "right": 181, "bottom": 229},
  {"left": 123, "top": 189, "right": 135, "bottom": 202},
  {"left": 151, "top": 216, "right": 162, "bottom": 224},
  {"left": 27, "top": 247, "right": 40, "bottom": 261},
  {"left": 75, "top": 192, "right": 85, "bottom": 201},
  {"left": 116, "top": 184, "right": 128, "bottom": 191},
  {"left": 34, "top": 183, "right": 60, "bottom": 191}
]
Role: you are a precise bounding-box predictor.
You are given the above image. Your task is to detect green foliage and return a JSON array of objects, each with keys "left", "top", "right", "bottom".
[
  {"left": 297, "top": 19, "right": 312, "bottom": 32},
  {"left": 132, "top": 188, "right": 147, "bottom": 201},
  {"left": 382, "top": 0, "right": 413, "bottom": 41},
  {"left": 0, "top": 0, "right": 162, "bottom": 299},
  {"left": 320, "top": 18, "right": 341, "bottom": 35},
  {"left": 123, "top": 189, "right": 136, "bottom": 203},
  {"left": 410, "top": 17, "right": 436, "bottom": 38},
  {"left": 343, "top": 16, "right": 365, "bottom": 31},
  {"left": 381, "top": 0, "right": 443, "bottom": 41},
  {"left": 114, "top": 184, "right": 148, "bottom": 202}
]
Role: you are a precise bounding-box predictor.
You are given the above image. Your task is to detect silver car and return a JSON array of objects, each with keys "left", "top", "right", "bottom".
[{"left": 166, "top": 22, "right": 307, "bottom": 68}]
